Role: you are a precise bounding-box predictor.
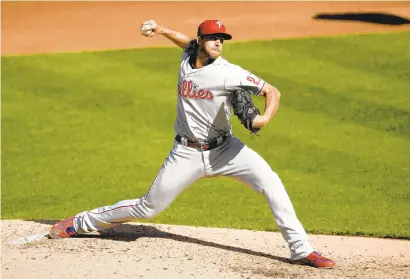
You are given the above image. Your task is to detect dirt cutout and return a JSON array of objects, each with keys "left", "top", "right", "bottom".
[
  {"left": 1, "top": 2, "right": 410, "bottom": 279},
  {"left": 2, "top": 2, "right": 410, "bottom": 55},
  {"left": 2, "top": 220, "right": 410, "bottom": 279}
]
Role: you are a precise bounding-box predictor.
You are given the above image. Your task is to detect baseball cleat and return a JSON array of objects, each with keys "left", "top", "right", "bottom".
[
  {"left": 49, "top": 216, "right": 78, "bottom": 239},
  {"left": 292, "top": 251, "right": 336, "bottom": 269}
]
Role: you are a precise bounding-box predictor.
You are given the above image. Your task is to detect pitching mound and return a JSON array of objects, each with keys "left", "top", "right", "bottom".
[{"left": 1, "top": 220, "right": 409, "bottom": 279}]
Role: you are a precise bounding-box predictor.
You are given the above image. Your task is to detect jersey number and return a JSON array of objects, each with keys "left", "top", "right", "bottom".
[{"left": 247, "top": 76, "right": 260, "bottom": 86}]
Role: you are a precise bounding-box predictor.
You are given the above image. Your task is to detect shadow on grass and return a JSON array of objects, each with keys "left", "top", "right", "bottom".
[
  {"left": 30, "top": 219, "right": 291, "bottom": 264},
  {"left": 313, "top": 12, "right": 410, "bottom": 25}
]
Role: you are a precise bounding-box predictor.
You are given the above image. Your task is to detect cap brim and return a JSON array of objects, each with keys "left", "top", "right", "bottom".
[{"left": 202, "top": 33, "right": 232, "bottom": 40}]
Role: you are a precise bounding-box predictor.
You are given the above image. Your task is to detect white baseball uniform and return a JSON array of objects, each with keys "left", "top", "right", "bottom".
[{"left": 72, "top": 50, "right": 314, "bottom": 260}]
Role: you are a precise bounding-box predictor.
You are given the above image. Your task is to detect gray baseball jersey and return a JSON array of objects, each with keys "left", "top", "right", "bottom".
[{"left": 174, "top": 52, "right": 266, "bottom": 142}]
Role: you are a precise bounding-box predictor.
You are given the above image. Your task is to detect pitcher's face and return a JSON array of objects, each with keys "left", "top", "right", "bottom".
[{"left": 198, "top": 36, "right": 224, "bottom": 59}]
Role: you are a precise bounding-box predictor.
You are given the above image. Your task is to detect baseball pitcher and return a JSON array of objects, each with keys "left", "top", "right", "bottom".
[{"left": 50, "top": 19, "right": 336, "bottom": 269}]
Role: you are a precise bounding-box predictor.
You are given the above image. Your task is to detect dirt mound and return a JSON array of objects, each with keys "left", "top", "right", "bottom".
[{"left": 1, "top": 220, "right": 409, "bottom": 279}]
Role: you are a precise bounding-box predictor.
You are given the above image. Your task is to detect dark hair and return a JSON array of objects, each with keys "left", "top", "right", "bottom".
[{"left": 184, "top": 39, "right": 199, "bottom": 54}]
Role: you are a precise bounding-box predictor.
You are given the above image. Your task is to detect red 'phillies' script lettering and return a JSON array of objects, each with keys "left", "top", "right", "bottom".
[{"left": 180, "top": 80, "right": 214, "bottom": 101}]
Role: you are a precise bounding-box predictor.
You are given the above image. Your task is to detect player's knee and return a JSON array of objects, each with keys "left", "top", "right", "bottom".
[
  {"left": 127, "top": 198, "right": 165, "bottom": 219},
  {"left": 257, "top": 172, "right": 285, "bottom": 194},
  {"left": 141, "top": 207, "right": 161, "bottom": 219},
  {"left": 139, "top": 200, "right": 166, "bottom": 219}
]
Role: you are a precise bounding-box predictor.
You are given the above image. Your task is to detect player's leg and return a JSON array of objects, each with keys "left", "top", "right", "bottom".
[
  {"left": 50, "top": 142, "right": 205, "bottom": 238},
  {"left": 208, "top": 137, "right": 314, "bottom": 260}
]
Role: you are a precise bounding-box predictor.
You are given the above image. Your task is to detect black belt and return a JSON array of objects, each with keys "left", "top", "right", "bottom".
[{"left": 175, "top": 134, "right": 230, "bottom": 151}]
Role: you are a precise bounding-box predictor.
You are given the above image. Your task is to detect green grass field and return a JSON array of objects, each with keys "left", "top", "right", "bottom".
[{"left": 2, "top": 31, "right": 409, "bottom": 238}]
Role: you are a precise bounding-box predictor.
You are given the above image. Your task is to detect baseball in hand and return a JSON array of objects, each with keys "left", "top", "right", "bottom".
[{"left": 141, "top": 21, "right": 156, "bottom": 36}]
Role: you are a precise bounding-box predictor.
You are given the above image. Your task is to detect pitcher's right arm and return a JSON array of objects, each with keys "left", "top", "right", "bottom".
[{"left": 141, "top": 20, "right": 192, "bottom": 49}]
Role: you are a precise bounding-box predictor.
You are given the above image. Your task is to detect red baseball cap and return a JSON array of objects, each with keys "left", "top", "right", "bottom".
[{"left": 197, "top": 20, "right": 232, "bottom": 40}]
